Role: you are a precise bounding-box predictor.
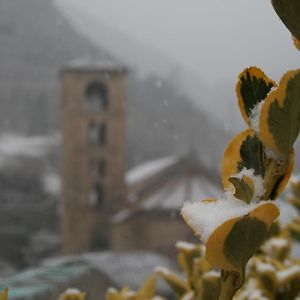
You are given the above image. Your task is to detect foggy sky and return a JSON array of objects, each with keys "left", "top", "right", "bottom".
[
  {"left": 55, "top": 0, "right": 300, "bottom": 131},
  {"left": 57, "top": 0, "right": 299, "bottom": 83}
]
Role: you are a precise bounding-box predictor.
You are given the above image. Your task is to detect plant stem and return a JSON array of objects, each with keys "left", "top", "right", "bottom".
[{"left": 218, "top": 271, "right": 244, "bottom": 300}]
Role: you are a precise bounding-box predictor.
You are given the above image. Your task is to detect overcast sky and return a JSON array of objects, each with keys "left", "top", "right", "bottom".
[
  {"left": 57, "top": 0, "right": 299, "bottom": 83},
  {"left": 55, "top": 0, "right": 300, "bottom": 130}
]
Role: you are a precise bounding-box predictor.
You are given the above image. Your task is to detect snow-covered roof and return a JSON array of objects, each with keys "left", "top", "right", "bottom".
[
  {"left": 114, "top": 171, "right": 221, "bottom": 223},
  {"left": 126, "top": 155, "right": 180, "bottom": 185},
  {"left": 141, "top": 175, "right": 220, "bottom": 211},
  {"left": 63, "top": 56, "right": 127, "bottom": 73},
  {"left": 0, "top": 132, "right": 60, "bottom": 167}
]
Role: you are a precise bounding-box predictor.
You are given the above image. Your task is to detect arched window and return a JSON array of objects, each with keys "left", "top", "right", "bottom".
[
  {"left": 89, "top": 184, "right": 104, "bottom": 206},
  {"left": 85, "top": 82, "right": 108, "bottom": 112}
]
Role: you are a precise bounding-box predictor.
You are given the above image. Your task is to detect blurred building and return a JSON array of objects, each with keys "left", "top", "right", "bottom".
[
  {"left": 61, "top": 58, "right": 127, "bottom": 254},
  {"left": 112, "top": 155, "right": 220, "bottom": 257},
  {"left": 60, "top": 58, "right": 221, "bottom": 256}
]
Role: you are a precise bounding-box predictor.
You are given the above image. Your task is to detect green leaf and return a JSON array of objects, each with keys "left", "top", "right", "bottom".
[
  {"left": 237, "top": 134, "right": 265, "bottom": 177},
  {"left": 272, "top": 0, "right": 300, "bottom": 41},
  {"left": 269, "top": 77, "right": 300, "bottom": 157},
  {"left": 260, "top": 70, "right": 300, "bottom": 160},
  {"left": 229, "top": 176, "right": 254, "bottom": 204},
  {"left": 223, "top": 216, "right": 268, "bottom": 270},
  {"left": 237, "top": 67, "right": 275, "bottom": 124}
]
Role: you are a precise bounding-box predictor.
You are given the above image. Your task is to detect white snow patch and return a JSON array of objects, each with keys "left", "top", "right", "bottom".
[
  {"left": 43, "top": 173, "right": 61, "bottom": 196},
  {"left": 63, "top": 288, "right": 82, "bottom": 295},
  {"left": 175, "top": 241, "right": 196, "bottom": 251},
  {"left": 233, "top": 168, "right": 265, "bottom": 198},
  {"left": 277, "top": 265, "right": 300, "bottom": 283},
  {"left": 202, "top": 270, "right": 220, "bottom": 279},
  {"left": 264, "top": 146, "right": 283, "bottom": 162},
  {"left": 249, "top": 101, "right": 263, "bottom": 134},
  {"left": 181, "top": 196, "right": 277, "bottom": 242},
  {"left": 181, "top": 291, "right": 194, "bottom": 300},
  {"left": 238, "top": 278, "right": 270, "bottom": 300},
  {"left": 0, "top": 132, "right": 60, "bottom": 167},
  {"left": 154, "top": 266, "right": 172, "bottom": 276},
  {"left": 256, "top": 262, "right": 276, "bottom": 273},
  {"left": 268, "top": 238, "right": 288, "bottom": 248},
  {"left": 126, "top": 155, "right": 179, "bottom": 184},
  {"left": 107, "top": 287, "right": 118, "bottom": 294}
]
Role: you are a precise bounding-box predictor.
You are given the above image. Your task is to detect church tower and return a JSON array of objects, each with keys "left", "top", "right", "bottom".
[{"left": 60, "top": 58, "right": 127, "bottom": 254}]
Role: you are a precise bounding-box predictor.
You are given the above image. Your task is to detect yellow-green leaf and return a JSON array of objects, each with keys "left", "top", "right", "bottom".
[
  {"left": 272, "top": 0, "right": 300, "bottom": 41},
  {"left": 176, "top": 242, "right": 202, "bottom": 283},
  {"left": 137, "top": 275, "right": 157, "bottom": 299},
  {"left": 237, "top": 67, "right": 276, "bottom": 125},
  {"left": 155, "top": 268, "right": 189, "bottom": 297},
  {"left": 206, "top": 203, "right": 279, "bottom": 272},
  {"left": 229, "top": 176, "right": 255, "bottom": 204},
  {"left": 259, "top": 70, "right": 300, "bottom": 160},
  {"left": 222, "top": 129, "right": 265, "bottom": 191}
]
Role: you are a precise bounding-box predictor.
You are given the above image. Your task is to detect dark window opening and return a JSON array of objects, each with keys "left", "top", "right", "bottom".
[
  {"left": 89, "top": 184, "right": 104, "bottom": 207},
  {"left": 91, "top": 159, "right": 106, "bottom": 178},
  {"left": 85, "top": 82, "right": 108, "bottom": 112},
  {"left": 88, "top": 123, "right": 107, "bottom": 146}
]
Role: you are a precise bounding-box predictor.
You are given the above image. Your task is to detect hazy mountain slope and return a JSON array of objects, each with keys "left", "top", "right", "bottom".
[
  {"left": 127, "top": 74, "right": 227, "bottom": 171},
  {"left": 0, "top": 0, "right": 228, "bottom": 171},
  {"left": 0, "top": 0, "right": 102, "bottom": 133}
]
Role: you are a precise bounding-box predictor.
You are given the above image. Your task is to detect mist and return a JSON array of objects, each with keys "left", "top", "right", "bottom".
[{"left": 54, "top": 0, "right": 300, "bottom": 131}]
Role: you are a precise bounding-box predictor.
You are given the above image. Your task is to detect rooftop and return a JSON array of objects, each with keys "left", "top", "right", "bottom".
[
  {"left": 62, "top": 56, "right": 127, "bottom": 73},
  {"left": 114, "top": 155, "right": 222, "bottom": 223}
]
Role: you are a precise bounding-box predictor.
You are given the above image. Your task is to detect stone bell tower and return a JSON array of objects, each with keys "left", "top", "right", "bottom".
[{"left": 60, "top": 58, "right": 127, "bottom": 254}]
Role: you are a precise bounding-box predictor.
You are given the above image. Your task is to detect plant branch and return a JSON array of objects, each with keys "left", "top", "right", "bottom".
[{"left": 218, "top": 270, "right": 244, "bottom": 300}]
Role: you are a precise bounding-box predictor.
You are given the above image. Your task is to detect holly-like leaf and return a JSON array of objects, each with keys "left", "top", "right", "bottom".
[
  {"left": 237, "top": 67, "right": 276, "bottom": 125},
  {"left": 229, "top": 176, "right": 254, "bottom": 204},
  {"left": 237, "top": 134, "right": 265, "bottom": 177},
  {"left": 205, "top": 203, "right": 279, "bottom": 272},
  {"left": 222, "top": 129, "right": 265, "bottom": 191},
  {"left": 272, "top": 0, "right": 300, "bottom": 41},
  {"left": 223, "top": 217, "right": 267, "bottom": 270},
  {"left": 260, "top": 70, "right": 300, "bottom": 161}
]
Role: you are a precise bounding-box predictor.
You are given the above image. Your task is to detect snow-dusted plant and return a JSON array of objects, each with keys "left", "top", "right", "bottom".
[
  {"left": 286, "top": 176, "right": 300, "bottom": 240},
  {"left": 155, "top": 241, "right": 220, "bottom": 300},
  {"left": 235, "top": 231, "right": 300, "bottom": 300},
  {"left": 58, "top": 289, "right": 86, "bottom": 300},
  {"left": 105, "top": 276, "right": 165, "bottom": 300},
  {"left": 181, "top": 2, "right": 300, "bottom": 298}
]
